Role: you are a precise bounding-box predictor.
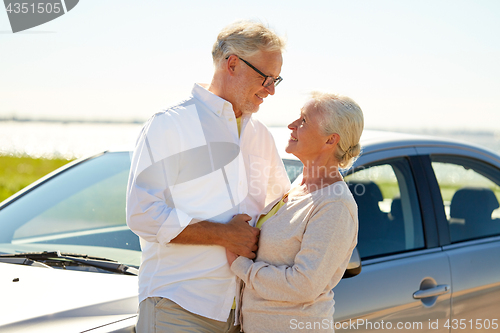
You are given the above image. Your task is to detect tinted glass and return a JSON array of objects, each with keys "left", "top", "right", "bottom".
[
  {"left": 0, "top": 152, "right": 141, "bottom": 266},
  {"left": 283, "top": 159, "right": 303, "bottom": 183},
  {"left": 345, "top": 158, "right": 424, "bottom": 259},
  {"left": 431, "top": 156, "right": 500, "bottom": 242}
]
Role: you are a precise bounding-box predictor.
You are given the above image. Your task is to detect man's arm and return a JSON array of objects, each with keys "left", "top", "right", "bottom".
[
  {"left": 127, "top": 164, "right": 259, "bottom": 258},
  {"left": 126, "top": 114, "right": 259, "bottom": 258},
  {"left": 171, "top": 214, "right": 259, "bottom": 259}
]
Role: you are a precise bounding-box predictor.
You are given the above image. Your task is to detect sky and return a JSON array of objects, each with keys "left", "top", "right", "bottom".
[{"left": 1, "top": 0, "right": 500, "bottom": 131}]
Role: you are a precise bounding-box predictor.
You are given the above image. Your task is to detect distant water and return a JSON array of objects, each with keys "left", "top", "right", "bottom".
[
  {"left": 0, "top": 121, "right": 142, "bottom": 159},
  {"left": 1, "top": 121, "right": 500, "bottom": 159}
]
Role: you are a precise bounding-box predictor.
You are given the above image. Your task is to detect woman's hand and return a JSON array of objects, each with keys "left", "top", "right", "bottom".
[{"left": 226, "top": 248, "right": 239, "bottom": 266}]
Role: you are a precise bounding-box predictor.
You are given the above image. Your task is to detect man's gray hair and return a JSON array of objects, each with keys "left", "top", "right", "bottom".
[
  {"left": 212, "top": 20, "right": 286, "bottom": 68},
  {"left": 311, "top": 92, "right": 365, "bottom": 170}
]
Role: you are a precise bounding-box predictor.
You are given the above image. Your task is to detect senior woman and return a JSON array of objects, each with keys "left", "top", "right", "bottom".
[{"left": 226, "top": 92, "right": 364, "bottom": 333}]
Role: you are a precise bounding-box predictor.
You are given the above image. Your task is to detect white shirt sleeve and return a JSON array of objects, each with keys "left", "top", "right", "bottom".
[{"left": 126, "top": 115, "right": 193, "bottom": 245}]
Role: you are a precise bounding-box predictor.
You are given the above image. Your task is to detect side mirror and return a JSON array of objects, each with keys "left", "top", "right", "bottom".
[{"left": 342, "top": 247, "right": 361, "bottom": 278}]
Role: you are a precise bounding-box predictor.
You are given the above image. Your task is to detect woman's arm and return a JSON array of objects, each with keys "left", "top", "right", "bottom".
[{"left": 230, "top": 200, "right": 357, "bottom": 303}]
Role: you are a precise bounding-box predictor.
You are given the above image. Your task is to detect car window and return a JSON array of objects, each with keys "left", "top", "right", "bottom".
[
  {"left": 0, "top": 152, "right": 141, "bottom": 266},
  {"left": 345, "top": 158, "right": 425, "bottom": 259},
  {"left": 282, "top": 159, "right": 303, "bottom": 183},
  {"left": 13, "top": 169, "right": 129, "bottom": 239},
  {"left": 431, "top": 156, "right": 500, "bottom": 243}
]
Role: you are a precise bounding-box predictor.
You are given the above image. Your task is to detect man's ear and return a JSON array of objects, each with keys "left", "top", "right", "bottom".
[{"left": 226, "top": 55, "right": 238, "bottom": 75}]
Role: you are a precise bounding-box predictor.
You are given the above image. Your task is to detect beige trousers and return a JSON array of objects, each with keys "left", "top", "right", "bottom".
[{"left": 136, "top": 297, "right": 241, "bottom": 333}]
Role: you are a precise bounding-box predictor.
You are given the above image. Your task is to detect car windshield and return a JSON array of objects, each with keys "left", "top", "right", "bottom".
[
  {"left": 0, "top": 152, "right": 141, "bottom": 267},
  {"left": 0, "top": 153, "right": 304, "bottom": 269}
]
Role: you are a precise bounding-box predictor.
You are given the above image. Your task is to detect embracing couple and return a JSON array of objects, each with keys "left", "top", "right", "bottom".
[{"left": 126, "top": 20, "right": 364, "bottom": 333}]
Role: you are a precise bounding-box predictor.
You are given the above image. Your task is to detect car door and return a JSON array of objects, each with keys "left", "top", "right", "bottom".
[
  {"left": 423, "top": 153, "right": 500, "bottom": 332},
  {"left": 332, "top": 149, "right": 452, "bottom": 332}
]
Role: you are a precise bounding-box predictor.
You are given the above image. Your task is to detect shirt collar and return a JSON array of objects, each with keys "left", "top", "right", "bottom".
[{"left": 192, "top": 83, "right": 233, "bottom": 117}]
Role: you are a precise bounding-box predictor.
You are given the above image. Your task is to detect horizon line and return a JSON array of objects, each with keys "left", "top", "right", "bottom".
[{"left": 1, "top": 116, "right": 499, "bottom": 136}]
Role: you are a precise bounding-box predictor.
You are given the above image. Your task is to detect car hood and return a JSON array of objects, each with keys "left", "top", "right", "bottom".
[{"left": 0, "top": 262, "right": 138, "bottom": 332}]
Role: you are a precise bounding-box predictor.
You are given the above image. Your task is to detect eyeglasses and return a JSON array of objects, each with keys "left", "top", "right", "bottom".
[{"left": 227, "top": 56, "right": 283, "bottom": 87}]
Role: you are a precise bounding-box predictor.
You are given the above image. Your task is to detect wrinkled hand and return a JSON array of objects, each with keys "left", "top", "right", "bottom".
[
  {"left": 222, "top": 214, "right": 259, "bottom": 259},
  {"left": 226, "top": 248, "right": 238, "bottom": 266}
]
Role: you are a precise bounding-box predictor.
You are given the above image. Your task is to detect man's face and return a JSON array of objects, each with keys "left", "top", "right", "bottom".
[{"left": 232, "top": 51, "right": 283, "bottom": 115}]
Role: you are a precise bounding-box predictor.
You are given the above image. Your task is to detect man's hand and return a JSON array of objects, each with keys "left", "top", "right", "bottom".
[
  {"left": 170, "top": 214, "right": 259, "bottom": 258},
  {"left": 221, "top": 214, "right": 259, "bottom": 259}
]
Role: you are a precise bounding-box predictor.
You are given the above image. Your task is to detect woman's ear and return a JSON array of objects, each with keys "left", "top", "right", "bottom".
[{"left": 326, "top": 133, "right": 340, "bottom": 145}]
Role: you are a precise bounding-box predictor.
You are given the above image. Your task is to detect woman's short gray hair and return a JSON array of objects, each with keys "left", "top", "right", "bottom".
[
  {"left": 212, "top": 20, "right": 286, "bottom": 68},
  {"left": 311, "top": 91, "right": 364, "bottom": 170}
]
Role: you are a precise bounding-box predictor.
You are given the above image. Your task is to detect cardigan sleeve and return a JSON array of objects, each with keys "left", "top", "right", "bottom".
[{"left": 231, "top": 199, "right": 357, "bottom": 302}]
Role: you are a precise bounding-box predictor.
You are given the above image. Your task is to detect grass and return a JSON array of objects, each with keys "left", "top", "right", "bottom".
[{"left": 0, "top": 155, "right": 73, "bottom": 203}]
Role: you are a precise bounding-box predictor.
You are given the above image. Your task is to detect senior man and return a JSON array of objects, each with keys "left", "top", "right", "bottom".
[{"left": 126, "top": 21, "right": 291, "bottom": 333}]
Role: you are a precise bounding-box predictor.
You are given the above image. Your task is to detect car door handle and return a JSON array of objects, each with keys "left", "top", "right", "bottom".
[{"left": 413, "top": 284, "right": 450, "bottom": 299}]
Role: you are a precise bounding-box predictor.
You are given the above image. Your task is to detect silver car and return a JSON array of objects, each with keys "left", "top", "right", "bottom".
[
  {"left": 332, "top": 130, "right": 500, "bottom": 332},
  {"left": 1, "top": 130, "right": 499, "bottom": 332},
  {"left": 0, "top": 152, "right": 140, "bottom": 332}
]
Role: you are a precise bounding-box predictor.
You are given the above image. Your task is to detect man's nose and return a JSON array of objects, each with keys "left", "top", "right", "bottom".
[{"left": 264, "top": 83, "right": 276, "bottom": 95}]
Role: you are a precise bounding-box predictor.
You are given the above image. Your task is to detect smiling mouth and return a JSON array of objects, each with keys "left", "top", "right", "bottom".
[{"left": 290, "top": 136, "right": 298, "bottom": 142}]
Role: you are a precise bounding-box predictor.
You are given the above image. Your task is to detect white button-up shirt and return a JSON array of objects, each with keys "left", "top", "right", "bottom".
[{"left": 126, "top": 83, "right": 291, "bottom": 321}]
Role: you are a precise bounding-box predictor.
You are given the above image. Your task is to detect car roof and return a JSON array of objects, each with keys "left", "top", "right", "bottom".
[
  {"left": 359, "top": 129, "right": 466, "bottom": 153},
  {"left": 360, "top": 129, "right": 500, "bottom": 158}
]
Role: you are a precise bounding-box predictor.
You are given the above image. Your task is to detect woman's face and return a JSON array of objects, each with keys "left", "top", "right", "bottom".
[{"left": 285, "top": 99, "right": 332, "bottom": 161}]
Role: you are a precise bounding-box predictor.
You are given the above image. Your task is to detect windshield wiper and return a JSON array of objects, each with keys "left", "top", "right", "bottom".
[
  {"left": 0, "top": 257, "right": 52, "bottom": 268},
  {"left": 0, "top": 251, "right": 139, "bottom": 276}
]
